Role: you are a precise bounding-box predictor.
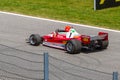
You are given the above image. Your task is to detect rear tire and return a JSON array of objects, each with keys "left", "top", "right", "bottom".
[
  {"left": 65, "top": 39, "right": 82, "bottom": 54},
  {"left": 98, "top": 40, "right": 109, "bottom": 49},
  {"left": 29, "top": 34, "right": 43, "bottom": 46}
]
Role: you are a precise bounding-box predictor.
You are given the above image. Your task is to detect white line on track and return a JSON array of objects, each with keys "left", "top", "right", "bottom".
[{"left": 0, "top": 11, "right": 120, "bottom": 33}]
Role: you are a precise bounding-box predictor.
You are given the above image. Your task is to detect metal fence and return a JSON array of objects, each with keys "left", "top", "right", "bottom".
[{"left": 0, "top": 44, "right": 119, "bottom": 80}]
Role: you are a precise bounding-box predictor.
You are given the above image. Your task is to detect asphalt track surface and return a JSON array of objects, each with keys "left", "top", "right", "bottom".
[{"left": 0, "top": 12, "right": 120, "bottom": 80}]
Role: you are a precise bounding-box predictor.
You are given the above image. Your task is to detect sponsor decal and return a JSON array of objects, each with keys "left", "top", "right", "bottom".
[
  {"left": 63, "top": 41, "right": 67, "bottom": 44},
  {"left": 83, "top": 38, "right": 89, "bottom": 42},
  {"left": 95, "top": 0, "right": 120, "bottom": 10}
]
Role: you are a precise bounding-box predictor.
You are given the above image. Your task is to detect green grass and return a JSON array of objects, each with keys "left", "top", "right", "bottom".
[{"left": 0, "top": 0, "right": 120, "bottom": 30}]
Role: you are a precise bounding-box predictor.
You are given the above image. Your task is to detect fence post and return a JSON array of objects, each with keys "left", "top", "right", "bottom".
[
  {"left": 44, "top": 52, "right": 49, "bottom": 80},
  {"left": 94, "top": 0, "right": 96, "bottom": 11},
  {"left": 113, "top": 72, "right": 118, "bottom": 80}
]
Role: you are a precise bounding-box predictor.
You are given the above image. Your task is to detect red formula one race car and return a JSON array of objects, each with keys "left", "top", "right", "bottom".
[{"left": 28, "top": 26, "right": 109, "bottom": 54}]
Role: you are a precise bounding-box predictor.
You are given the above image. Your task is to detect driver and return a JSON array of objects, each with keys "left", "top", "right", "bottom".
[
  {"left": 55, "top": 25, "right": 79, "bottom": 38},
  {"left": 66, "top": 27, "right": 79, "bottom": 38},
  {"left": 55, "top": 25, "right": 71, "bottom": 32},
  {"left": 65, "top": 25, "right": 71, "bottom": 32}
]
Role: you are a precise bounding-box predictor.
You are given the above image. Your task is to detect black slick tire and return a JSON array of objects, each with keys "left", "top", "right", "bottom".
[
  {"left": 98, "top": 40, "right": 109, "bottom": 49},
  {"left": 65, "top": 39, "right": 82, "bottom": 54},
  {"left": 29, "top": 34, "right": 43, "bottom": 46}
]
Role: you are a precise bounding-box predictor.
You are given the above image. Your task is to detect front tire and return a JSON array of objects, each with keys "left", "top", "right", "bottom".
[
  {"left": 29, "top": 34, "right": 43, "bottom": 46},
  {"left": 65, "top": 39, "right": 82, "bottom": 54}
]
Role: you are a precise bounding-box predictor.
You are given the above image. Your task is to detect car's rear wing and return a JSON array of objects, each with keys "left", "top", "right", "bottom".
[
  {"left": 89, "top": 32, "right": 108, "bottom": 41},
  {"left": 98, "top": 32, "right": 108, "bottom": 41},
  {"left": 81, "top": 32, "right": 108, "bottom": 44}
]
